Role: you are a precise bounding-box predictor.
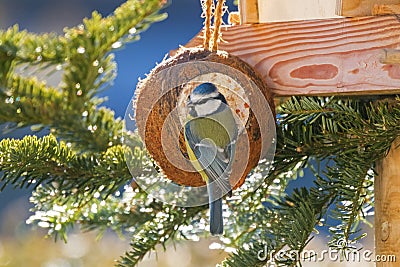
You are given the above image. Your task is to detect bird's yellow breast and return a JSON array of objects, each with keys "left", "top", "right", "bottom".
[
  {"left": 184, "top": 110, "right": 237, "bottom": 183},
  {"left": 185, "top": 140, "right": 209, "bottom": 182},
  {"left": 188, "top": 112, "right": 235, "bottom": 147}
]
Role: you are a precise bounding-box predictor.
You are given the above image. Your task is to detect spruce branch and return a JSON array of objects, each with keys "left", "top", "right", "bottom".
[
  {"left": 221, "top": 188, "right": 332, "bottom": 267},
  {"left": 0, "top": 0, "right": 167, "bottom": 152},
  {"left": 0, "top": 73, "right": 124, "bottom": 151},
  {"left": 16, "top": 31, "right": 66, "bottom": 65},
  {"left": 117, "top": 205, "right": 206, "bottom": 267},
  {"left": 316, "top": 153, "right": 375, "bottom": 248},
  {"left": 0, "top": 25, "right": 23, "bottom": 86},
  {"left": 0, "top": 135, "right": 133, "bottom": 200},
  {"left": 280, "top": 96, "right": 398, "bottom": 246},
  {"left": 28, "top": 183, "right": 164, "bottom": 242},
  {"left": 219, "top": 96, "right": 400, "bottom": 266},
  {"left": 61, "top": 0, "right": 167, "bottom": 100}
]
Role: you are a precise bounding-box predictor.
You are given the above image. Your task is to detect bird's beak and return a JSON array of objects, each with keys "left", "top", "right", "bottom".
[{"left": 187, "top": 99, "right": 196, "bottom": 117}]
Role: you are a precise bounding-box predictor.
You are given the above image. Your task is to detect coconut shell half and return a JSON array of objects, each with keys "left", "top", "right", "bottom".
[{"left": 134, "top": 48, "right": 275, "bottom": 189}]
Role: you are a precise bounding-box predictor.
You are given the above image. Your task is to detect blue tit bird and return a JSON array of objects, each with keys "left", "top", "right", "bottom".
[{"left": 184, "top": 82, "right": 238, "bottom": 235}]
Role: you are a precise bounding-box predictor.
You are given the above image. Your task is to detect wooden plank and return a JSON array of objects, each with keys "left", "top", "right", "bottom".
[
  {"left": 239, "top": 0, "right": 259, "bottom": 24},
  {"left": 375, "top": 137, "right": 400, "bottom": 267},
  {"left": 381, "top": 49, "right": 400, "bottom": 64},
  {"left": 373, "top": 3, "right": 400, "bottom": 15},
  {"left": 240, "top": 0, "right": 400, "bottom": 22},
  {"left": 258, "top": 0, "right": 340, "bottom": 22},
  {"left": 338, "top": 0, "right": 400, "bottom": 16},
  {"left": 238, "top": 0, "right": 340, "bottom": 23},
  {"left": 178, "top": 16, "right": 400, "bottom": 96}
]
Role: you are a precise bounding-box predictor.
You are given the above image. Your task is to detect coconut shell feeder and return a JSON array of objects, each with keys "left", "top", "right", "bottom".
[
  {"left": 133, "top": 0, "right": 276, "bottom": 193},
  {"left": 134, "top": 47, "right": 276, "bottom": 190}
]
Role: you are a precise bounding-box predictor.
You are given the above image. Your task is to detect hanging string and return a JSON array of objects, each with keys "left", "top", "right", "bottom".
[
  {"left": 201, "top": 0, "right": 225, "bottom": 51},
  {"left": 202, "top": 0, "right": 214, "bottom": 51},
  {"left": 211, "top": 0, "right": 225, "bottom": 51}
]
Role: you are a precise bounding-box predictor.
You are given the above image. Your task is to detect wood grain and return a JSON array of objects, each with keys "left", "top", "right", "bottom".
[
  {"left": 239, "top": 0, "right": 258, "bottom": 24},
  {"left": 381, "top": 49, "right": 400, "bottom": 64},
  {"left": 338, "top": 0, "right": 400, "bottom": 16},
  {"left": 258, "top": 0, "right": 339, "bottom": 22},
  {"left": 179, "top": 16, "right": 400, "bottom": 96},
  {"left": 375, "top": 137, "right": 400, "bottom": 266},
  {"left": 373, "top": 3, "right": 400, "bottom": 15}
]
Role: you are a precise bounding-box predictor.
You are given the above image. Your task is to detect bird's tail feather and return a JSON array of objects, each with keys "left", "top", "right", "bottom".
[
  {"left": 209, "top": 198, "right": 223, "bottom": 235},
  {"left": 208, "top": 180, "right": 223, "bottom": 236}
]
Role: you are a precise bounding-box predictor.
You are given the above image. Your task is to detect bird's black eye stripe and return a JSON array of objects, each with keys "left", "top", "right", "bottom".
[
  {"left": 215, "top": 93, "right": 227, "bottom": 104},
  {"left": 190, "top": 93, "right": 227, "bottom": 105},
  {"left": 192, "top": 99, "right": 208, "bottom": 105}
]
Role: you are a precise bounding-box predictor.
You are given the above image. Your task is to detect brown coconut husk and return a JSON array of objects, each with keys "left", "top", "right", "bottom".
[{"left": 134, "top": 48, "right": 275, "bottom": 189}]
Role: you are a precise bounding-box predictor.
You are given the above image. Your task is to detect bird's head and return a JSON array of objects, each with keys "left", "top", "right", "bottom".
[{"left": 187, "top": 83, "right": 228, "bottom": 117}]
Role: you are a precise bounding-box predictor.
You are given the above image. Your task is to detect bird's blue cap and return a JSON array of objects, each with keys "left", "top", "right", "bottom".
[{"left": 192, "top": 82, "right": 218, "bottom": 95}]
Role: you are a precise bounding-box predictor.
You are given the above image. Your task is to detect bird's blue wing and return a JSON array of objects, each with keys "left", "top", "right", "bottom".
[{"left": 184, "top": 123, "right": 233, "bottom": 201}]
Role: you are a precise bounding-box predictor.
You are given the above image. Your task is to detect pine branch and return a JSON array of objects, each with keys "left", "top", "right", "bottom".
[
  {"left": 0, "top": 26, "right": 23, "bottom": 86},
  {"left": 28, "top": 183, "right": 165, "bottom": 242},
  {"left": 0, "top": 0, "right": 167, "bottom": 152},
  {"left": 221, "top": 188, "right": 332, "bottom": 267},
  {"left": 117, "top": 205, "right": 206, "bottom": 267},
  {"left": 280, "top": 96, "right": 399, "bottom": 245},
  {"left": 16, "top": 31, "right": 66, "bottom": 65},
  {"left": 0, "top": 0, "right": 166, "bottom": 67},
  {"left": 219, "top": 96, "right": 400, "bottom": 266},
  {"left": 279, "top": 96, "right": 400, "bottom": 157},
  {"left": 0, "top": 72, "right": 125, "bottom": 151},
  {"left": 282, "top": 97, "right": 398, "bottom": 246},
  {"left": 0, "top": 135, "right": 134, "bottom": 200},
  {"left": 322, "top": 155, "right": 374, "bottom": 248},
  {"left": 224, "top": 155, "right": 309, "bottom": 242},
  {"left": 61, "top": 0, "right": 167, "bottom": 100}
]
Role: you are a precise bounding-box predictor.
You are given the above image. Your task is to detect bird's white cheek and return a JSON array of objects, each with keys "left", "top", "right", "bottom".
[{"left": 194, "top": 101, "right": 220, "bottom": 116}]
